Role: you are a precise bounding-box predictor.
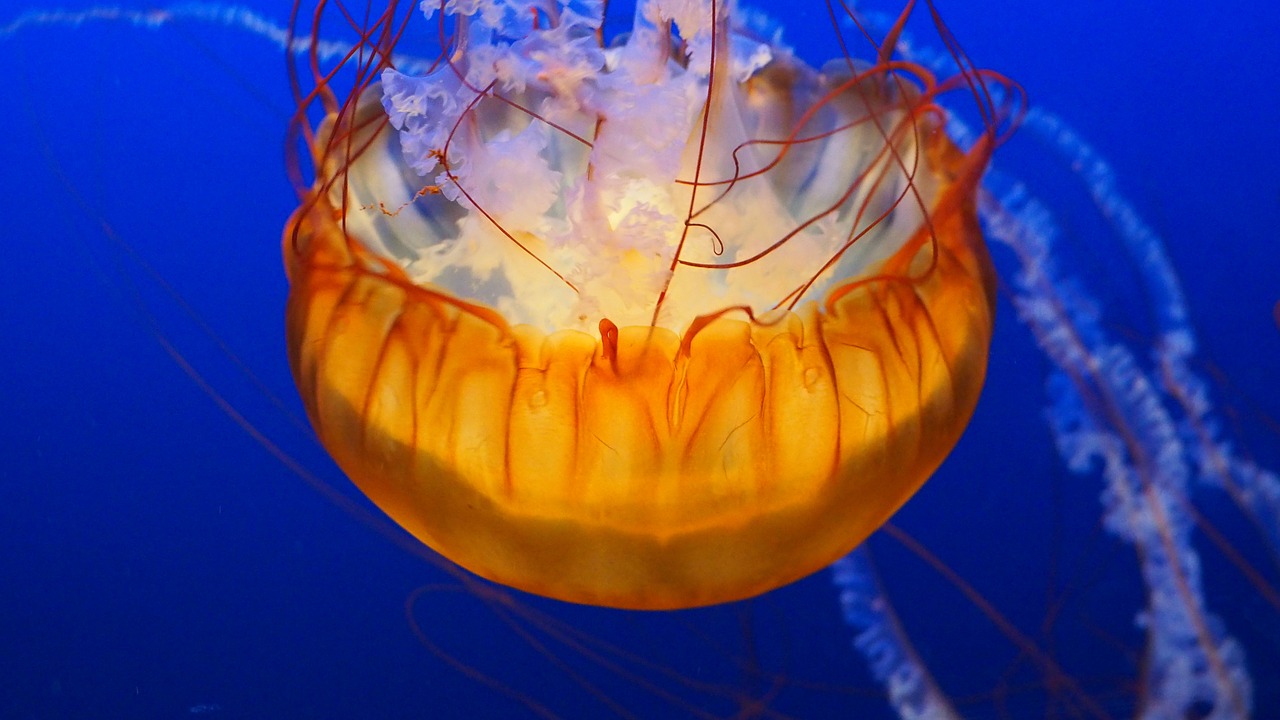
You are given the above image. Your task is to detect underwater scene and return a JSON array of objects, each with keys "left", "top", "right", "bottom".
[{"left": 2, "top": 0, "right": 1277, "bottom": 718}]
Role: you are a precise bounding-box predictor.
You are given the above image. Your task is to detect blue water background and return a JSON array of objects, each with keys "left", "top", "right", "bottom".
[{"left": 2, "top": 1, "right": 1278, "bottom": 718}]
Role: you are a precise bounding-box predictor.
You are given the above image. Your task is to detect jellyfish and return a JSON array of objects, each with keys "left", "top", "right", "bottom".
[
  {"left": 282, "top": 0, "right": 1016, "bottom": 610},
  {"left": 5, "top": 0, "right": 1277, "bottom": 717}
]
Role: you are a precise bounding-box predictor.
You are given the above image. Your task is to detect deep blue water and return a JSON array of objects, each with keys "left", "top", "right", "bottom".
[{"left": 2, "top": 1, "right": 1278, "bottom": 718}]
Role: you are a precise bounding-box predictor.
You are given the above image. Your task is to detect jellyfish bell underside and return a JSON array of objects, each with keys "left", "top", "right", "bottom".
[{"left": 284, "top": 0, "right": 997, "bottom": 610}]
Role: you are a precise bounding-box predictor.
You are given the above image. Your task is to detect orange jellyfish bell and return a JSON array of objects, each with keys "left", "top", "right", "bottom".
[{"left": 284, "top": 0, "right": 1005, "bottom": 609}]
